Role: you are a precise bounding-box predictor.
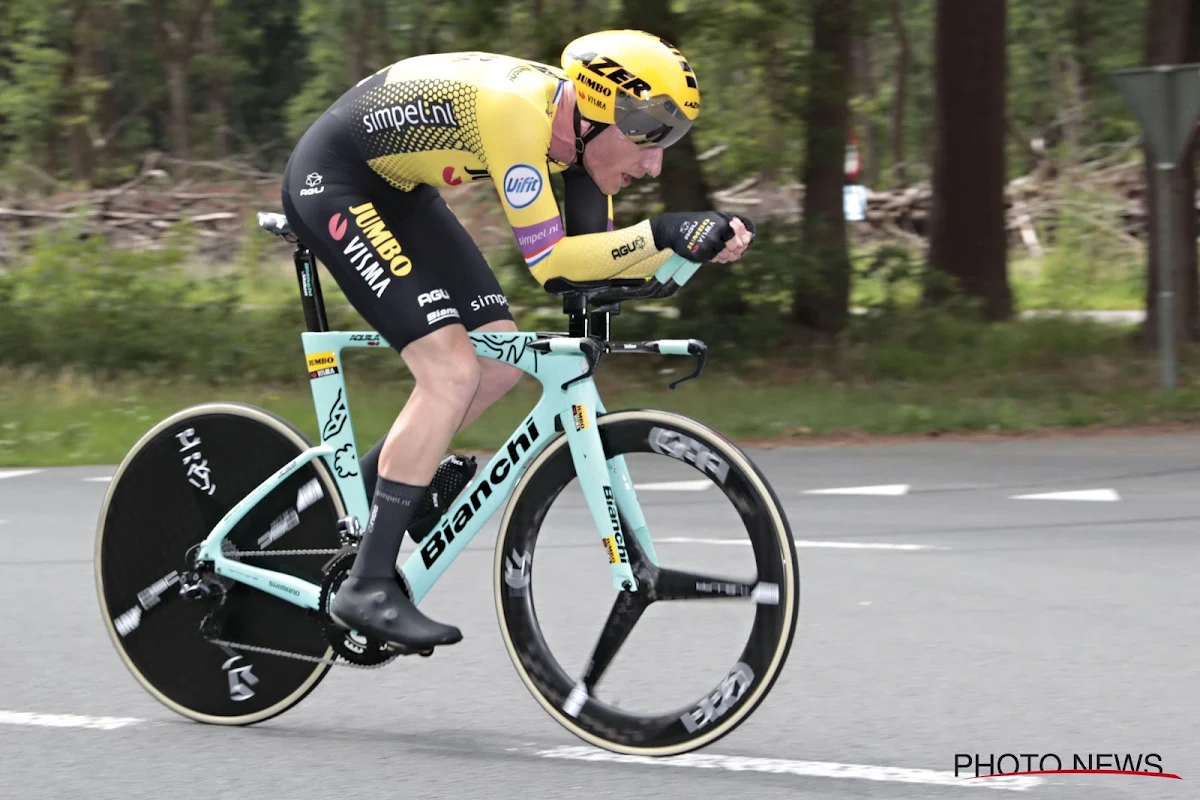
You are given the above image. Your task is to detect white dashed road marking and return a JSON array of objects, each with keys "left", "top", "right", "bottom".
[
  {"left": 0, "top": 711, "right": 143, "bottom": 731},
  {"left": 658, "top": 537, "right": 942, "bottom": 551},
  {"left": 83, "top": 476, "right": 113, "bottom": 483},
  {"left": 0, "top": 469, "right": 42, "bottom": 480},
  {"left": 1010, "top": 489, "right": 1120, "bottom": 502},
  {"left": 803, "top": 484, "right": 911, "bottom": 496},
  {"left": 534, "top": 746, "right": 1042, "bottom": 791},
  {"left": 2, "top": 710, "right": 1043, "bottom": 791}
]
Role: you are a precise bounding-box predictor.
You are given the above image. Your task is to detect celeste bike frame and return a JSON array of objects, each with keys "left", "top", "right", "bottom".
[{"left": 191, "top": 252, "right": 703, "bottom": 615}]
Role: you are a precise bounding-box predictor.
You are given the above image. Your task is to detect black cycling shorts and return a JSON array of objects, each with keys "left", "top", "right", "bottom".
[{"left": 280, "top": 112, "right": 513, "bottom": 354}]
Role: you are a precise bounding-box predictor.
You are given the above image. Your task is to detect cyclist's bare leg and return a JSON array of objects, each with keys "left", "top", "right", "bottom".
[
  {"left": 331, "top": 322, "right": 483, "bottom": 649},
  {"left": 376, "top": 323, "right": 482, "bottom": 483},
  {"left": 455, "top": 319, "right": 523, "bottom": 432},
  {"left": 358, "top": 319, "right": 522, "bottom": 496}
]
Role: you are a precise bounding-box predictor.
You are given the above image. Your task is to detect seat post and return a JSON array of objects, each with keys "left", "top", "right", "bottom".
[
  {"left": 588, "top": 308, "right": 613, "bottom": 341},
  {"left": 294, "top": 244, "right": 329, "bottom": 333},
  {"left": 564, "top": 292, "right": 588, "bottom": 338}
]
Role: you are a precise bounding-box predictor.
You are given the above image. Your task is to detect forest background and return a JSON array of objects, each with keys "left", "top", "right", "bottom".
[{"left": 2, "top": 0, "right": 1199, "bottom": 465}]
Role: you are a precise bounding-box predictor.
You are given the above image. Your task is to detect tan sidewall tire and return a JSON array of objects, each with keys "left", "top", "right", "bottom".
[
  {"left": 492, "top": 409, "right": 798, "bottom": 756},
  {"left": 94, "top": 402, "right": 346, "bottom": 726}
]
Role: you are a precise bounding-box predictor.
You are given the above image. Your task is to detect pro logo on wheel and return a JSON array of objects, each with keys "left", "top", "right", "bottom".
[
  {"left": 493, "top": 411, "right": 799, "bottom": 756},
  {"left": 95, "top": 404, "right": 348, "bottom": 725}
]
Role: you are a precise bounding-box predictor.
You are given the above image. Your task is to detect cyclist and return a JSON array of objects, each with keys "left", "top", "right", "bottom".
[{"left": 280, "top": 30, "right": 755, "bottom": 651}]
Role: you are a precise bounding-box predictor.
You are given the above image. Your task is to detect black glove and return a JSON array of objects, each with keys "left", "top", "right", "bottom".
[{"left": 649, "top": 211, "right": 754, "bottom": 262}]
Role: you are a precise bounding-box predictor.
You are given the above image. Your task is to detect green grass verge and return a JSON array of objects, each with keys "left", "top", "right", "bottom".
[{"left": 6, "top": 320, "right": 1200, "bottom": 467}]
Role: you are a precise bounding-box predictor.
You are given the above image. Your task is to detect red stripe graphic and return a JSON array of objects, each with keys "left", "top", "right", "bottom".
[{"left": 971, "top": 770, "right": 1181, "bottom": 780}]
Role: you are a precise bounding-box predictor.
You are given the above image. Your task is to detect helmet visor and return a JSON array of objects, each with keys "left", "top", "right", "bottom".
[{"left": 613, "top": 93, "right": 693, "bottom": 149}]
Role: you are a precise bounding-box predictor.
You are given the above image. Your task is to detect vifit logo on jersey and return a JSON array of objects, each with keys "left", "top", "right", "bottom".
[
  {"left": 362, "top": 98, "right": 458, "bottom": 134},
  {"left": 503, "top": 164, "right": 542, "bottom": 209}
]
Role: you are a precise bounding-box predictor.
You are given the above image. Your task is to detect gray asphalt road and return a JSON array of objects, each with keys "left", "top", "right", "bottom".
[{"left": 1, "top": 433, "right": 1198, "bottom": 799}]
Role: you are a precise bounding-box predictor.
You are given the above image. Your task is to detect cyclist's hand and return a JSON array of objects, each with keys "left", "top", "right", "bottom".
[
  {"left": 712, "top": 216, "right": 755, "bottom": 264},
  {"left": 650, "top": 211, "right": 754, "bottom": 263}
]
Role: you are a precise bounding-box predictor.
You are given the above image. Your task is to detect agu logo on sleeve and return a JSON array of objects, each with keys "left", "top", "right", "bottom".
[{"left": 503, "top": 164, "right": 542, "bottom": 209}]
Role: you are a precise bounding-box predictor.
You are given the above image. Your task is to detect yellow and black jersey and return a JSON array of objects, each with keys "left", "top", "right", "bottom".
[{"left": 326, "top": 52, "right": 671, "bottom": 286}]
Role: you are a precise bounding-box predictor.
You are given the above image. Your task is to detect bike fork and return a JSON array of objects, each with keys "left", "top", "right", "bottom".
[{"left": 561, "top": 383, "right": 643, "bottom": 591}]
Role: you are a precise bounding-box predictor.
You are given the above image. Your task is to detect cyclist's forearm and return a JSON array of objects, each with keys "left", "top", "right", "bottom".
[{"left": 528, "top": 219, "right": 664, "bottom": 284}]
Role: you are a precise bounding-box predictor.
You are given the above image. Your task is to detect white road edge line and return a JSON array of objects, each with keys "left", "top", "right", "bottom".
[
  {"left": 534, "top": 746, "right": 1042, "bottom": 791},
  {"left": 634, "top": 479, "right": 712, "bottom": 492},
  {"left": 83, "top": 476, "right": 113, "bottom": 482},
  {"left": 803, "top": 484, "right": 910, "bottom": 496},
  {"left": 1010, "top": 488, "right": 1120, "bottom": 502},
  {"left": 657, "top": 537, "right": 943, "bottom": 551},
  {"left": 0, "top": 469, "right": 42, "bottom": 480},
  {"left": 0, "top": 711, "right": 144, "bottom": 731}
]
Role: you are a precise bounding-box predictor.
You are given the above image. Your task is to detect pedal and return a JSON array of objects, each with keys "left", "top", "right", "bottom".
[{"left": 407, "top": 454, "right": 477, "bottom": 543}]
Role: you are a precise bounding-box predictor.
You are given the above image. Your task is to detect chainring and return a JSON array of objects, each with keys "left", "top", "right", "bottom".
[{"left": 318, "top": 548, "right": 402, "bottom": 667}]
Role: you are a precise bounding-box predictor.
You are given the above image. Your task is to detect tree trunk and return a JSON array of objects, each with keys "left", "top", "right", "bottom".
[
  {"left": 854, "top": 32, "right": 880, "bottom": 187},
  {"left": 165, "top": 61, "right": 191, "bottom": 159},
  {"left": 64, "top": 3, "right": 94, "bottom": 184},
  {"left": 620, "top": 0, "right": 743, "bottom": 320},
  {"left": 1069, "top": 0, "right": 1096, "bottom": 95},
  {"left": 889, "top": 0, "right": 910, "bottom": 188},
  {"left": 348, "top": 2, "right": 368, "bottom": 84},
  {"left": 925, "top": 0, "right": 1012, "bottom": 320},
  {"left": 791, "top": 0, "right": 854, "bottom": 332},
  {"left": 150, "top": 0, "right": 213, "bottom": 161},
  {"left": 761, "top": 26, "right": 789, "bottom": 182},
  {"left": 1141, "top": 0, "right": 1198, "bottom": 345},
  {"left": 202, "top": 4, "right": 228, "bottom": 158}
]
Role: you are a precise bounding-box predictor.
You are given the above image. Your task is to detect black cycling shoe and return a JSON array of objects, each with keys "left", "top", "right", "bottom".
[{"left": 329, "top": 576, "right": 462, "bottom": 651}]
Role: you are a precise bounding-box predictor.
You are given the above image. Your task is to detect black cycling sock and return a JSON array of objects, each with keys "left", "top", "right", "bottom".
[
  {"left": 349, "top": 476, "right": 427, "bottom": 579},
  {"left": 358, "top": 435, "right": 387, "bottom": 505}
]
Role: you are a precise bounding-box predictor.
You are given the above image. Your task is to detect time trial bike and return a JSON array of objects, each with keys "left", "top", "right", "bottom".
[{"left": 93, "top": 210, "right": 800, "bottom": 757}]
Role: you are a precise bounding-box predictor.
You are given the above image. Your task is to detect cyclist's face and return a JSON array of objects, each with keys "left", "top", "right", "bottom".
[{"left": 582, "top": 124, "right": 664, "bottom": 195}]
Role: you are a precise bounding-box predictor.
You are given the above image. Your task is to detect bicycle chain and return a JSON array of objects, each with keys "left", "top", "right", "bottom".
[
  {"left": 220, "top": 548, "right": 342, "bottom": 558},
  {"left": 205, "top": 637, "right": 395, "bottom": 670},
  {"left": 203, "top": 542, "right": 402, "bottom": 669}
]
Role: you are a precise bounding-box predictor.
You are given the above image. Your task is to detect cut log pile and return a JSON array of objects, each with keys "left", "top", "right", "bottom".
[
  {"left": 0, "top": 154, "right": 1165, "bottom": 265},
  {"left": 706, "top": 160, "right": 1155, "bottom": 255}
]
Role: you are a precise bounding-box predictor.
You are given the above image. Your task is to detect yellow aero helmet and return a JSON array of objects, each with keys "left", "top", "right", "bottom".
[{"left": 561, "top": 30, "right": 700, "bottom": 149}]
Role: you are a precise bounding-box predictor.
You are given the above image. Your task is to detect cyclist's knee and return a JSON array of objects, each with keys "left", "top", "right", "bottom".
[
  {"left": 480, "top": 357, "right": 522, "bottom": 395},
  {"left": 438, "top": 353, "right": 482, "bottom": 404},
  {"left": 404, "top": 327, "right": 481, "bottom": 406}
]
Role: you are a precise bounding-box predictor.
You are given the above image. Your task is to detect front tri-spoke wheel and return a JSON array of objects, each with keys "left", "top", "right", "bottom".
[{"left": 494, "top": 410, "right": 799, "bottom": 756}]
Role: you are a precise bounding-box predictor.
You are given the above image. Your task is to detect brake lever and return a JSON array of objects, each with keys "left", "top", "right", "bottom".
[
  {"left": 668, "top": 340, "right": 707, "bottom": 389},
  {"left": 560, "top": 337, "right": 603, "bottom": 391}
]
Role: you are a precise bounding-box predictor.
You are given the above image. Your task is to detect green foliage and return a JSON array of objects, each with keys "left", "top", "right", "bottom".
[
  {"left": 0, "top": 0, "right": 1153, "bottom": 193},
  {"left": 0, "top": 226, "right": 354, "bottom": 383}
]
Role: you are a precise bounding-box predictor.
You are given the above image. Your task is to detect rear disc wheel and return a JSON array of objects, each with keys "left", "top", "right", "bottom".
[{"left": 94, "top": 402, "right": 347, "bottom": 725}]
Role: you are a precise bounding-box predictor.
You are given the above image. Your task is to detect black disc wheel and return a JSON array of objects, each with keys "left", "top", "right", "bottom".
[
  {"left": 494, "top": 409, "right": 800, "bottom": 756},
  {"left": 95, "top": 402, "right": 347, "bottom": 725}
]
